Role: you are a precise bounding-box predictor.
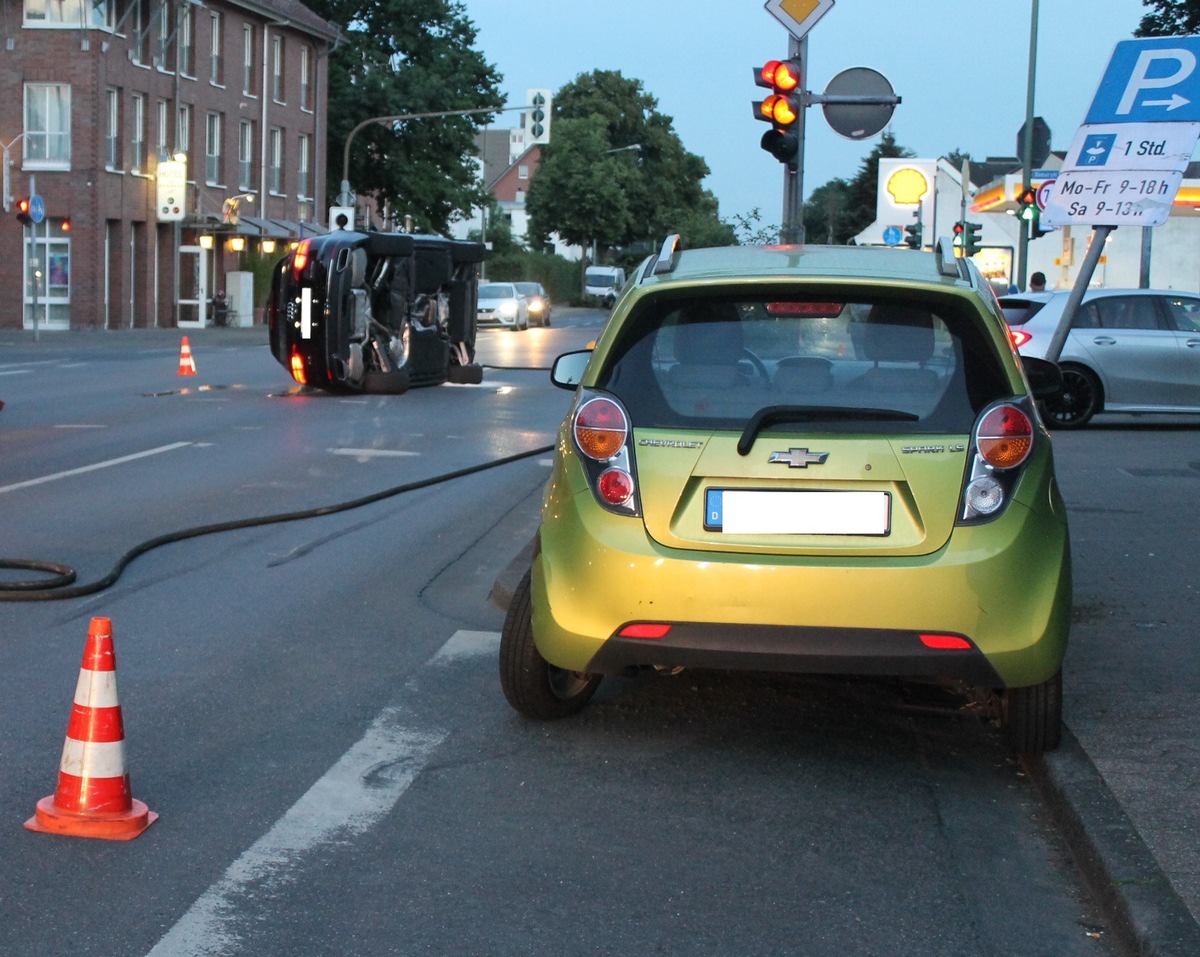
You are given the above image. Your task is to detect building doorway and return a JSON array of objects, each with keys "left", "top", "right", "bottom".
[{"left": 178, "top": 245, "right": 209, "bottom": 327}]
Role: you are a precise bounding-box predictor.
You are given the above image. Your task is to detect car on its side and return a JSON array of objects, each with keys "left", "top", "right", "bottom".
[
  {"left": 1000, "top": 287, "right": 1200, "bottom": 428},
  {"left": 477, "top": 282, "right": 529, "bottom": 331},
  {"left": 267, "top": 231, "right": 485, "bottom": 394},
  {"left": 514, "top": 281, "right": 552, "bottom": 327},
  {"left": 500, "top": 237, "right": 1071, "bottom": 753}
]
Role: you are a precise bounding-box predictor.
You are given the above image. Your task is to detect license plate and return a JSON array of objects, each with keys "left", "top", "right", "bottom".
[{"left": 704, "top": 489, "right": 891, "bottom": 536}]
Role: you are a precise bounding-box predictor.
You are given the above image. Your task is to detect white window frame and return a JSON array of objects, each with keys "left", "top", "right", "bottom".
[
  {"left": 104, "top": 88, "right": 120, "bottom": 170},
  {"left": 297, "top": 133, "right": 311, "bottom": 199},
  {"left": 269, "top": 127, "right": 283, "bottom": 194},
  {"left": 23, "top": 83, "right": 71, "bottom": 169},
  {"left": 238, "top": 120, "right": 254, "bottom": 191},
  {"left": 206, "top": 112, "right": 222, "bottom": 185},
  {"left": 242, "top": 24, "right": 256, "bottom": 96},
  {"left": 209, "top": 11, "right": 223, "bottom": 85},
  {"left": 131, "top": 93, "right": 145, "bottom": 173},
  {"left": 300, "top": 46, "right": 312, "bottom": 112},
  {"left": 272, "top": 34, "right": 284, "bottom": 103}
]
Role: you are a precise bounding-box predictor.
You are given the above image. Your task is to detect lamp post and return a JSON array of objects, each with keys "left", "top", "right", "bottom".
[{"left": 1017, "top": 0, "right": 1040, "bottom": 292}]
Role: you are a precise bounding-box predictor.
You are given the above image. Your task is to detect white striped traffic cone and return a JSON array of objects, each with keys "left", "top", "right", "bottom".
[
  {"left": 178, "top": 336, "right": 197, "bottom": 376},
  {"left": 25, "top": 617, "right": 158, "bottom": 840}
]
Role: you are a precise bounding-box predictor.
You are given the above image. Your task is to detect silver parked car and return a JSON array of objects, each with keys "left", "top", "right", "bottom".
[
  {"left": 477, "top": 282, "right": 529, "bottom": 331},
  {"left": 1000, "top": 288, "right": 1200, "bottom": 428}
]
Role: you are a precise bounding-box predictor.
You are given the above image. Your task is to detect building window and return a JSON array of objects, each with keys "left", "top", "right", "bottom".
[
  {"left": 238, "top": 120, "right": 254, "bottom": 191},
  {"left": 156, "top": 99, "right": 169, "bottom": 157},
  {"left": 297, "top": 134, "right": 310, "bottom": 199},
  {"left": 300, "top": 47, "right": 312, "bottom": 111},
  {"left": 206, "top": 112, "right": 222, "bottom": 184},
  {"left": 157, "top": 2, "right": 172, "bottom": 71},
  {"left": 104, "top": 89, "right": 120, "bottom": 169},
  {"left": 131, "top": 93, "right": 145, "bottom": 172},
  {"left": 177, "top": 103, "right": 191, "bottom": 157},
  {"left": 23, "top": 83, "right": 71, "bottom": 167},
  {"left": 179, "top": 5, "right": 194, "bottom": 76},
  {"left": 209, "top": 12, "right": 223, "bottom": 84},
  {"left": 242, "top": 24, "right": 256, "bottom": 95},
  {"left": 269, "top": 128, "right": 283, "bottom": 193},
  {"left": 272, "top": 35, "right": 284, "bottom": 102},
  {"left": 131, "top": 0, "right": 146, "bottom": 64},
  {"left": 518, "top": 165, "right": 529, "bottom": 180},
  {"left": 24, "top": 0, "right": 112, "bottom": 28}
]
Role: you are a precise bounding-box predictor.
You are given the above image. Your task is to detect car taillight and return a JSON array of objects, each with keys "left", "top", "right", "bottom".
[
  {"left": 977, "top": 405, "right": 1032, "bottom": 469},
  {"left": 292, "top": 239, "right": 311, "bottom": 276},
  {"left": 959, "top": 400, "right": 1037, "bottom": 525},
  {"left": 1009, "top": 328, "right": 1032, "bottom": 348},
  {"left": 574, "top": 397, "right": 627, "bottom": 460},
  {"left": 289, "top": 348, "right": 307, "bottom": 385},
  {"left": 571, "top": 392, "right": 640, "bottom": 516}
]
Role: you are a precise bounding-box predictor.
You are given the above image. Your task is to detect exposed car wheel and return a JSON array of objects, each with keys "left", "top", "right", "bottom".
[
  {"left": 360, "top": 369, "right": 410, "bottom": 394},
  {"left": 499, "top": 570, "right": 601, "bottom": 719},
  {"left": 1043, "top": 366, "right": 1100, "bottom": 429},
  {"left": 1002, "top": 670, "right": 1062, "bottom": 753}
]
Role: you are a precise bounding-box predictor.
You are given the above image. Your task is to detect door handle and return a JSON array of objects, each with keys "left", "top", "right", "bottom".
[{"left": 1091, "top": 336, "right": 1117, "bottom": 346}]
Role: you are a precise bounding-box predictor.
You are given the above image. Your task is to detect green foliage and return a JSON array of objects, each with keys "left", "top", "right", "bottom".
[
  {"left": 1136, "top": 0, "right": 1200, "bottom": 34},
  {"left": 526, "top": 70, "right": 729, "bottom": 258},
  {"left": 799, "top": 132, "right": 915, "bottom": 245},
  {"left": 240, "top": 250, "right": 284, "bottom": 309},
  {"left": 726, "top": 208, "right": 781, "bottom": 245},
  {"left": 307, "top": 0, "right": 503, "bottom": 234}
]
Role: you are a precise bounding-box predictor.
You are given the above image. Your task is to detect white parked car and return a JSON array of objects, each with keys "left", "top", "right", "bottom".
[
  {"left": 477, "top": 282, "right": 529, "bottom": 330},
  {"left": 999, "top": 288, "right": 1200, "bottom": 428}
]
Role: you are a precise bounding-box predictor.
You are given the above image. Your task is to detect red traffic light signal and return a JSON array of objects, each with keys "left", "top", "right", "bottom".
[
  {"left": 16, "top": 197, "right": 32, "bottom": 226},
  {"left": 753, "top": 57, "right": 803, "bottom": 170},
  {"left": 756, "top": 58, "right": 802, "bottom": 93}
]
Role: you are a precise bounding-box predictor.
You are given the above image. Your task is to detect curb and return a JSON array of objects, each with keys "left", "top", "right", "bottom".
[{"left": 1024, "top": 726, "right": 1200, "bottom": 956}]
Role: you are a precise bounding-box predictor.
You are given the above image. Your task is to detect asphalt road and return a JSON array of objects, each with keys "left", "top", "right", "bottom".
[{"left": 0, "top": 315, "right": 1130, "bottom": 956}]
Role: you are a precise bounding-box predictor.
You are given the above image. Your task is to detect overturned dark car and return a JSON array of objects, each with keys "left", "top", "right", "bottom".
[{"left": 267, "top": 230, "right": 486, "bottom": 394}]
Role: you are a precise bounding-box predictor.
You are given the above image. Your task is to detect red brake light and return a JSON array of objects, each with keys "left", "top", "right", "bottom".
[
  {"left": 1008, "top": 327, "right": 1032, "bottom": 348},
  {"left": 292, "top": 239, "right": 311, "bottom": 275},
  {"left": 919, "top": 633, "right": 972, "bottom": 650},
  {"left": 619, "top": 623, "right": 672, "bottom": 640},
  {"left": 574, "top": 397, "right": 627, "bottom": 460},
  {"left": 289, "top": 349, "right": 307, "bottom": 385},
  {"left": 977, "top": 405, "right": 1033, "bottom": 469}
]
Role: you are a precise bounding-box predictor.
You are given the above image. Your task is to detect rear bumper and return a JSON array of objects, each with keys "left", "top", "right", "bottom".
[{"left": 531, "top": 477, "right": 1071, "bottom": 689}]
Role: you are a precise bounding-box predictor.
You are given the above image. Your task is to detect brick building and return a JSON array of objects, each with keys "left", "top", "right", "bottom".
[{"left": 1, "top": 0, "right": 340, "bottom": 331}]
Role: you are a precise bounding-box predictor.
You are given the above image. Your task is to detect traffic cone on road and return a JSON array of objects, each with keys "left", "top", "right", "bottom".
[
  {"left": 25, "top": 617, "right": 158, "bottom": 840},
  {"left": 178, "top": 336, "right": 197, "bottom": 376}
]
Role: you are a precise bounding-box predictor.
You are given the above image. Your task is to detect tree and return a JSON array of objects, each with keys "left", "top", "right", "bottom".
[
  {"left": 308, "top": 0, "right": 502, "bottom": 234},
  {"left": 802, "top": 179, "right": 853, "bottom": 245},
  {"left": 528, "top": 70, "right": 732, "bottom": 258},
  {"left": 1136, "top": 0, "right": 1200, "bottom": 34}
]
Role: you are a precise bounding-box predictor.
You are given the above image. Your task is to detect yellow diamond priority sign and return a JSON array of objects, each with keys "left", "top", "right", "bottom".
[{"left": 764, "top": 0, "right": 834, "bottom": 39}]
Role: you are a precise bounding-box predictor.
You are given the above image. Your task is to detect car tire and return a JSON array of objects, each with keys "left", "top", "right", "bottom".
[
  {"left": 1002, "top": 670, "right": 1062, "bottom": 753},
  {"left": 1043, "top": 365, "right": 1101, "bottom": 429},
  {"left": 499, "top": 570, "right": 601, "bottom": 719}
]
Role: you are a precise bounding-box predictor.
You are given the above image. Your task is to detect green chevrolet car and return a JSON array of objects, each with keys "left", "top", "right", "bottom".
[{"left": 500, "top": 238, "right": 1071, "bottom": 752}]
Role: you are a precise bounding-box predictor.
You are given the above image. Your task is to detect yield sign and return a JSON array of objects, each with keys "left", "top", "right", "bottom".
[{"left": 764, "top": 0, "right": 834, "bottom": 39}]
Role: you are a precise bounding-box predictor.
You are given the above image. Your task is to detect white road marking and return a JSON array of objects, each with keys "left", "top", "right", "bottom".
[
  {"left": 0, "top": 442, "right": 193, "bottom": 495},
  {"left": 327, "top": 448, "right": 418, "bottom": 458},
  {"left": 144, "top": 630, "right": 498, "bottom": 957},
  {"left": 54, "top": 424, "right": 108, "bottom": 429}
]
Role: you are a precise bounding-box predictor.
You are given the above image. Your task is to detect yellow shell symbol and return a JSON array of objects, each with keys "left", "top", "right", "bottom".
[{"left": 887, "top": 167, "right": 929, "bottom": 206}]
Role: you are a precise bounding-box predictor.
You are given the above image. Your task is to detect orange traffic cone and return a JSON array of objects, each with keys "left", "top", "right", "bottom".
[
  {"left": 25, "top": 617, "right": 158, "bottom": 840},
  {"left": 178, "top": 336, "right": 197, "bottom": 376}
]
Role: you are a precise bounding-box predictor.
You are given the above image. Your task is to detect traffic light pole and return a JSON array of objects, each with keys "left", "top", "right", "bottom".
[{"left": 781, "top": 34, "right": 807, "bottom": 244}]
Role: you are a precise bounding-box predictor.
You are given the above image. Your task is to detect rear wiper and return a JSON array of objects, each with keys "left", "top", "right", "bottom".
[{"left": 737, "top": 405, "right": 920, "bottom": 456}]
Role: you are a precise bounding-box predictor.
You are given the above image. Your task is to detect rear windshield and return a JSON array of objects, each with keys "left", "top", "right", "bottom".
[
  {"left": 998, "top": 297, "right": 1048, "bottom": 326},
  {"left": 595, "top": 291, "right": 1012, "bottom": 434}
]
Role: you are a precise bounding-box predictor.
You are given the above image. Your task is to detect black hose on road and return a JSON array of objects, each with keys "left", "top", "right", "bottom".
[{"left": 0, "top": 444, "right": 554, "bottom": 603}]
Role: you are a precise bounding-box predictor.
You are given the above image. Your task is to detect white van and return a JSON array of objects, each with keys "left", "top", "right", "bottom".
[{"left": 584, "top": 265, "right": 626, "bottom": 308}]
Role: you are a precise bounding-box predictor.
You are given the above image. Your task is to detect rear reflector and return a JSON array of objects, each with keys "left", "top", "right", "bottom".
[
  {"left": 919, "top": 633, "right": 972, "bottom": 650},
  {"left": 618, "top": 623, "right": 672, "bottom": 640}
]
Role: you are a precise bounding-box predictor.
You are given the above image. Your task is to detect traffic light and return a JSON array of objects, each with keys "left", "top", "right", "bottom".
[
  {"left": 753, "top": 58, "right": 803, "bottom": 169},
  {"left": 60, "top": 217, "right": 71, "bottom": 232},
  {"left": 527, "top": 89, "right": 552, "bottom": 145},
  {"left": 16, "top": 197, "right": 32, "bottom": 226},
  {"left": 1017, "top": 187, "right": 1045, "bottom": 238},
  {"left": 904, "top": 212, "right": 922, "bottom": 249},
  {"left": 952, "top": 221, "right": 965, "bottom": 252},
  {"left": 963, "top": 221, "right": 982, "bottom": 257}
]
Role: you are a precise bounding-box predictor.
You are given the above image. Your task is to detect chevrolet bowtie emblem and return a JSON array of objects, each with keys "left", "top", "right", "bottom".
[{"left": 768, "top": 448, "right": 829, "bottom": 468}]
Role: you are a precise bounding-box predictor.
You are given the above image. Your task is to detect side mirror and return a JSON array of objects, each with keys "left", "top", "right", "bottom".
[
  {"left": 1021, "top": 356, "right": 1063, "bottom": 399},
  {"left": 550, "top": 350, "right": 592, "bottom": 390}
]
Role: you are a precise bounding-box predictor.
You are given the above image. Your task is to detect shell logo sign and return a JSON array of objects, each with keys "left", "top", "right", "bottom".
[{"left": 886, "top": 167, "right": 930, "bottom": 206}]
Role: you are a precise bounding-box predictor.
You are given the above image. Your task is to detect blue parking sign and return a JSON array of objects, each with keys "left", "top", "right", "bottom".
[{"left": 1086, "top": 37, "right": 1200, "bottom": 125}]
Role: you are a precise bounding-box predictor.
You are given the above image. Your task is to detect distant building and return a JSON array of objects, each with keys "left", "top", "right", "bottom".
[{"left": 2, "top": 0, "right": 341, "bottom": 331}]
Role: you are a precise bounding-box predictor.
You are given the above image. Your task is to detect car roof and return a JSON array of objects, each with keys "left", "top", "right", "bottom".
[{"left": 638, "top": 244, "right": 977, "bottom": 293}]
